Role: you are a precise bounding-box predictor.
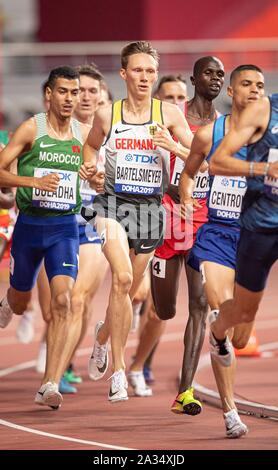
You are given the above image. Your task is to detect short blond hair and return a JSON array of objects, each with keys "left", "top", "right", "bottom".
[{"left": 121, "top": 41, "right": 159, "bottom": 69}]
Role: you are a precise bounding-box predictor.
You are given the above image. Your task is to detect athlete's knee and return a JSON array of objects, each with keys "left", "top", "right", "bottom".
[
  {"left": 52, "top": 292, "right": 71, "bottom": 318},
  {"left": 7, "top": 289, "right": 30, "bottom": 315},
  {"left": 232, "top": 335, "right": 249, "bottom": 349},
  {"left": 155, "top": 301, "right": 176, "bottom": 320},
  {"left": 113, "top": 271, "right": 133, "bottom": 295},
  {"left": 188, "top": 291, "right": 208, "bottom": 317}
]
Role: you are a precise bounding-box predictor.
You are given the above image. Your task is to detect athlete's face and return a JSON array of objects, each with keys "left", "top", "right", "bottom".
[
  {"left": 156, "top": 81, "right": 188, "bottom": 105},
  {"left": 228, "top": 70, "right": 265, "bottom": 109},
  {"left": 191, "top": 59, "right": 225, "bottom": 100},
  {"left": 74, "top": 75, "right": 101, "bottom": 122},
  {"left": 120, "top": 53, "right": 158, "bottom": 97},
  {"left": 48, "top": 77, "right": 80, "bottom": 119}
]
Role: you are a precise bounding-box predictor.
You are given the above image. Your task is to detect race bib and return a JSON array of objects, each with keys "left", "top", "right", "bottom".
[
  {"left": 171, "top": 157, "right": 184, "bottom": 186},
  {"left": 193, "top": 169, "right": 209, "bottom": 199},
  {"left": 209, "top": 175, "right": 247, "bottom": 220},
  {"left": 264, "top": 148, "right": 278, "bottom": 201},
  {"left": 171, "top": 158, "right": 209, "bottom": 199},
  {"left": 115, "top": 151, "right": 162, "bottom": 195},
  {"left": 32, "top": 167, "right": 77, "bottom": 211}
]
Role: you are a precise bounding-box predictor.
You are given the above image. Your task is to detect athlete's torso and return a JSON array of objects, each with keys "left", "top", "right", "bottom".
[
  {"left": 168, "top": 101, "right": 211, "bottom": 202},
  {"left": 241, "top": 94, "right": 278, "bottom": 231},
  {"left": 207, "top": 115, "right": 247, "bottom": 227},
  {"left": 16, "top": 113, "right": 83, "bottom": 218},
  {"left": 103, "top": 98, "right": 170, "bottom": 204}
]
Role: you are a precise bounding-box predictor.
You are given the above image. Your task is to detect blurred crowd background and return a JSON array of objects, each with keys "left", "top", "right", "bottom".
[{"left": 0, "top": 0, "right": 277, "bottom": 129}]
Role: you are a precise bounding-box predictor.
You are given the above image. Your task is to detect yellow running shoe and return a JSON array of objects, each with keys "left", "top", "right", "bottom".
[{"left": 171, "top": 387, "right": 202, "bottom": 415}]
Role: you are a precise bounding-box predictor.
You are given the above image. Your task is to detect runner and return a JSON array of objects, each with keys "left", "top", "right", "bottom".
[
  {"left": 180, "top": 64, "right": 265, "bottom": 436},
  {"left": 81, "top": 41, "right": 193, "bottom": 402}
]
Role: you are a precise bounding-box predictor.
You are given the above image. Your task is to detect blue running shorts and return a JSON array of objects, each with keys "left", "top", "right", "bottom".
[
  {"left": 10, "top": 213, "right": 79, "bottom": 291},
  {"left": 236, "top": 227, "right": 278, "bottom": 292},
  {"left": 188, "top": 223, "right": 240, "bottom": 271}
]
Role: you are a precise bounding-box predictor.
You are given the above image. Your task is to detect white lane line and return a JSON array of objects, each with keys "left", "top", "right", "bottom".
[
  {"left": 0, "top": 419, "right": 135, "bottom": 450},
  {"left": 1, "top": 330, "right": 278, "bottom": 447}
]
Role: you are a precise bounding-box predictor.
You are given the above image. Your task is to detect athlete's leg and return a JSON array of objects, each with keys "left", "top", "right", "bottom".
[
  {"left": 179, "top": 261, "right": 208, "bottom": 393},
  {"left": 130, "top": 291, "right": 166, "bottom": 372},
  {"left": 43, "top": 274, "right": 76, "bottom": 384},
  {"left": 95, "top": 217, "right": 133, "bottom": 372},
  {"left": 211, "top": 284, "right": 263, "bottom": 341},
  {"left": 151, "top": 255, "right": 183, "bottom": 320},
  {"left": 202, "top": 261, "right": 237, "bottom": 412},
  {"left": 71, "top": 242, "right": 107, "bottom": 353}
]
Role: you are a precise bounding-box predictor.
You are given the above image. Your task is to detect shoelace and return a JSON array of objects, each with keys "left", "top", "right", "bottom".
[
  {"left": 108, "top": 370, "right": 125, "bottom": 392},
  {"left": 225, "top": 412, "right": 241, "bottom": 429}
]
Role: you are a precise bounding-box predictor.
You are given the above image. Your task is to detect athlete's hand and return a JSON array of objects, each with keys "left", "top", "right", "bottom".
[
  {"left": 35, "top": 172, "right": 60, "bottom": 192},
  {"left": 89, "top": 170, "right": 105, "bottom": 193},
  {"left": 79, "top": 162, "right": 97, "bottom": 180},
  {"left": 180, "top": 197, "right": 202, "bottom": 219},
  {"left": 268, "top": 162, "right": 278, "bottom": 179},
  {"left": 152, "top": 123, "right": 176, "bottom": 153}
]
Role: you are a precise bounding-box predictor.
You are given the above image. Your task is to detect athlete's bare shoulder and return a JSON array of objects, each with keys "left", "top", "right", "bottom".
[{"left": 194, "top": 121, "right": 214, "bottom": 147}]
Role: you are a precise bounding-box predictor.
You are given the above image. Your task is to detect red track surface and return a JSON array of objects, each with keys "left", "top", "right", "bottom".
[{"left": 0, "top": 262, "right": 278, "bottom": 450}]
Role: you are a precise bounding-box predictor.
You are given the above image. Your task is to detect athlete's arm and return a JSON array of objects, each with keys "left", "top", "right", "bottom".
[
  {"left": 179, "top": 125, "right": 211, "bottom": 214},
  {"left": 210, "top": 98, "right": 278, "bottom": 178},
  {"left": 0, "top": 119, "right": 59, "bottom": 191},
  {"left": 161, "top": 102, "right": 193, "bottom": 161}
]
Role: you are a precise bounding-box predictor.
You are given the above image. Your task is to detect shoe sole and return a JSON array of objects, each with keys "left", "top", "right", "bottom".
[
  {"left": 35, "top": 392, "right": 63, "bottom": 409},
  {"left": 109, "top": 396, "right": 129, "bottom": 403},
  {"left": 226, "top": 426, "right": 248, "bottom": 438},
  {"left": 183, "top": 402, "right": 202, "bottom": 415}
]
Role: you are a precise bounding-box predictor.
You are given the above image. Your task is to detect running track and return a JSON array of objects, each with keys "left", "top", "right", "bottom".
[{"left": 0, "top": 262, "right": 277, "bottom": 450}]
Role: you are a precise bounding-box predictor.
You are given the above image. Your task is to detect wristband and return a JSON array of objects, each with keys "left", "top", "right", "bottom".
[
  {"left": 249, "top": 161, "right": 254, "bottom": 177},
  {"left": 263, "top": 162, "right": 270, "bottom": 177}
]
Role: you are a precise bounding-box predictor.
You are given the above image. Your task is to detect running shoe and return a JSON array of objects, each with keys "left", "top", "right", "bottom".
[
  {"left": 88, "top": 321, "right": 109, "bottom": 381},
  {"left": 0, "top": 296, "right": 13, "bottom": 328},
  {"left": 171, "top": 387, "right": 202, "bottom": 415},
  {"left": 59, "top": 377, "right": 77, "bottom": 394},
  {"left": 35, "top": 381, "right": 63, "bottom": 410},
  {"left": 16, "top": 311, "right": 34, "bottom": 344},
  {"left": 128, "top": 370, "right": 152, "bottom": 397},
  {"left": 224, "top": 409, "right": 248, "bottom": 438},
  {"left": 64, "top": 365, "right": 82, "bottom": 384},
  {"left": 209, "top": 310, "right": 234, "bottom": 367},
  {"left": 108, "top": 369, "right": 128, "bottom": 403}
]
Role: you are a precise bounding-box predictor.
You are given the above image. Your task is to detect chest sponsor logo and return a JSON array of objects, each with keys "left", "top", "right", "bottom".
[{"left": 40, "top": 142, "right": 57, "bottom": 148}]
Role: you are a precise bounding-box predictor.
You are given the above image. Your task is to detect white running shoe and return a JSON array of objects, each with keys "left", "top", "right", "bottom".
[
  {"left": 16, "top": 312, "right": 34, "bottom": 344},
  {"left": 108, "top": 369, "right": 128, "bottom": 403},
  {"left": 128, "top": 370, "right": 153, "bottom": 397},
  {"left": 36, "top": 342, "right": 47, "bottom": 374},
  {"left": 209, "top": 310, "right": 234, "bottom": 367},
  {"left": 0, "top": 296, "right": 13, "bottom": 329},
  {"left": 35, "top": 381, "right": 63, "bottom": 410},
  {"left": 224, "top": 409, "right": 248, "bottom": 438},
  {"left": 88, "top": 321, "right": 109, "bottom": 381}
]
